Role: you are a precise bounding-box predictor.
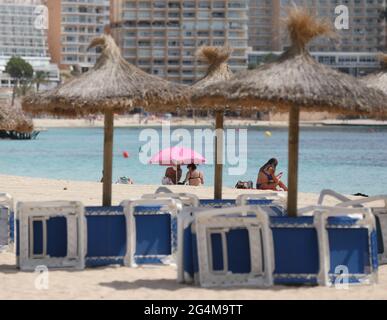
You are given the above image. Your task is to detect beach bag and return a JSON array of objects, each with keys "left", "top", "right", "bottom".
[{"left": 235, "top": 181, "right": 253, "bottom": 189}]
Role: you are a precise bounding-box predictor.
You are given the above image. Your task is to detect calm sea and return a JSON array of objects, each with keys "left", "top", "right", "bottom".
[{"left": 1, "top": 126, "right": 386, "bottom": 196}]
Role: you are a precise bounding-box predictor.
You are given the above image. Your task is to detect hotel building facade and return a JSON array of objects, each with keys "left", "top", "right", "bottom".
[
  {"left": 247, "top": 0, "right": 387, "bottom": 76},
  {"left": 110, "top": 0, "right": 249, "bottom": 84},
  {"left": 0, "top": 0, "right": 59, "bottom": 90},
  {"left": 45, "top": 0, "right": 110, "bottom": 71}
]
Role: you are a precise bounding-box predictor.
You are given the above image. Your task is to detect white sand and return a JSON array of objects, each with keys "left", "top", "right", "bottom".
[
  {"left": 0, "top": 174, "right": 386, "bottom": 300},
  {"left": 32, "top": 116, "right": 387, "bottom": 129}
]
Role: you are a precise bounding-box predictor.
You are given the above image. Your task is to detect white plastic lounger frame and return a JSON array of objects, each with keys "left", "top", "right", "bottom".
[
  {"left": 177, "top": 206, "right": 208, "bottom": 283},
  {"left": 193, "top": 206, "right": 274, "bottom": 288},
  {"left": 236, "top": 193, "right": 287, "bottom": 216},
  {"left": 17, "top": 201, "right": 86, "bottom": 271},
  {"left": 301, "top": 205, "right": 377, "bottom": 286},
  {"left": 317, "top": 189, "right": 355, "bottom": 206},
  {"left": 318, "top": 189, "right": 387, "bottom": 264},
  {"left": 336, "top": 196, "right": 387, "bottom": 265},
  {"left": 236, "top": 193, "right": 286, "bottom": 206},
  {"left": 142, "top": 192, "right": 199, "bottom": 207},
  {"left": 0, "top": 193, "right": 13, "bottom": 250},
  {"left": 121, "top": 199, "right": 183, "bottom": 267}
]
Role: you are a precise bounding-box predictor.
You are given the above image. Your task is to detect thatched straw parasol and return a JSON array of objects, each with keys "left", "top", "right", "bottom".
[
  {"left": 361, "top": 54, "right": 387, "bottom": 94},
  {"left": 192, "top": 46, "right": 233, "bottom": 199},
  {"left": 23, "top": 34, "right": 188, "bottom": 206},
  {"left": 192, "top": 7, "right": 387, "bottom": 216},
  {"left": 0, "top": 99, "right": 33, "bottom": 133}
]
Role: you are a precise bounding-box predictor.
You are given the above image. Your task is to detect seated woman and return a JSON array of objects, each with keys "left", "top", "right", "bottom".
[
  {"left": 162, "top": 165, "right": 182, "bottom": 185},
  {"left": 256, "top": 158, "right": 288, "bottom": 191},
  {"left": 183, "top": 164, "right": 204, "bottom": 186}
]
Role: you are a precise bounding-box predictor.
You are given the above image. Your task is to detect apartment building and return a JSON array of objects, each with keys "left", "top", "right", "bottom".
[
  {"left": 0, "top": 0, "right": 59, "bottom": 89},
  {"left": 110, "top": 0, "right": 249, "bottom": 84},
  {"left": 45, "top": 0, "right": 110, "bottom": 71},
  {"left": 247, "top": 0, "right": 386, "bottom": 76},
  {"left": 248, "top": 0, "right": 281, "bottom": 51}
]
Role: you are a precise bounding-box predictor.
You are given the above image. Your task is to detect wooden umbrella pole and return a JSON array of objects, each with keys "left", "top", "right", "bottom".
[
  {"left": 102, "top": 109, "right": 114, "bottom": 207},
  {"left": 214, "top": 110, "right": 224, "bottom": 200},
  {"left": 287, "top": 105, "right": 300, "bottom": 217}
]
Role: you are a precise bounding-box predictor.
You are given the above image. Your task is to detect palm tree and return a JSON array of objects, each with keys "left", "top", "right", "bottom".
[
  {"left": 5, "top": 56, "right": 33, "bottom": 106},
  {"left": 34, "top": 71, "right": 49, "bottom": 92}
]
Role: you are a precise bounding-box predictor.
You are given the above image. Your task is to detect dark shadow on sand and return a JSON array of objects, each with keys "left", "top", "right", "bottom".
[
  {"left": 0, "top": 264, "right": 19, "bottom": 274},
  {"left": 98, "top": 279, "right": 310, "bottom": 292}
]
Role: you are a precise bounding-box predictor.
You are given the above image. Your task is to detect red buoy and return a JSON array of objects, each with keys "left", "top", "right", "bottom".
[{"left": 123, "top": 151, "right": 129, "bottom": 158}]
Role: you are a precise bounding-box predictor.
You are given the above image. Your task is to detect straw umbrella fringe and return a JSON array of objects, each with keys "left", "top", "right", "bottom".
[
  {"left": 0, "top": 99, "right": 33, "bottom": 133},
  {"left": 23, "top": 34, "right": 189, "bottom": 206},
  {"left": 23, "top": 35, "right": 188, "bottom": 116},
  {"left": 192, "top": 7, "right": 387, "bottom": 216},
  {"left": 192, "top": 46, "right": 233, "bottom": 199},
  {"left": 192, "top": 9, "right": 386, "bottom": 115}
]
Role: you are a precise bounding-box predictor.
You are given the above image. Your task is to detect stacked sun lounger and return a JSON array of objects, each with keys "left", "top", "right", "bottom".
[
  {"left": 15, "top": 197, "right": 185, "bottom": 270},
  {"left": 0, "top": 193, "right": 13, "bottom": 251},
  {"left": 317, "top": 190, "right": 387, "bottom": 265},
  {"left": 12, "top": 190, "right": 385, "bottom": 288}
]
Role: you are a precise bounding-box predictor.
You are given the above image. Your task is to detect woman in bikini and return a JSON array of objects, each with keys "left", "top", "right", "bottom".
[
  {"left": 256, "top": 158, "right": 288, "bottom": 191},
  {"left": 183, "top": 164, "right": 204, "bottom": 186}
]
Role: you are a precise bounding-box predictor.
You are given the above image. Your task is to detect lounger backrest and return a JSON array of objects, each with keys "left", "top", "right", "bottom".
[
  {"left": 192, "top": 206, "right": 275, "bottom": 287},
  {"left": 121, "top": 199, "right": 183, "bottom": 267},
  {"left": 335, "top": 195, "right": 387, "bottom": 265},
  {"left": 16, "top": 201, "right": 86, "bottom": 271}
]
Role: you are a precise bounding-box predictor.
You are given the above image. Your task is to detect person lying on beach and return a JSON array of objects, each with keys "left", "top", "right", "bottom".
[
  {"left": 162, "top": 165, "right": 182, "bottom": 185},
  {"left": 256, "top": 158, "right": 288, "bottom": 191},
  {"left": 182, "top": 164, "right": 204, "bottom": 186}
]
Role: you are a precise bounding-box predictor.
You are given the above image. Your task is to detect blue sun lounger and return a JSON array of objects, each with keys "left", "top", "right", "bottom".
[
  {"left": 318, "top": 189, "right": 387, "bottom": 265},
  {"left": 86, "top": 199, "right": 183, "bottom": 267},
  {"left": 179, "top": 205, "right": 378, "bottom": 287},
  {"left": 121, "top": 199, "right": 183, "bottom": 267},
  {"left": 0, "top": 193, "right": 13, "bottom": 250},
  {"left": 16, "top": 201, "right": 86, "bottom": 271},
  {"left": 177, "top": 195, "right": 287, "bottom": 284},
  {"left": 16, "top": 198, "right": 183, "bottom": 270},
  {"left": 85, "top": 206, "right": 127, "bottom": 267}
]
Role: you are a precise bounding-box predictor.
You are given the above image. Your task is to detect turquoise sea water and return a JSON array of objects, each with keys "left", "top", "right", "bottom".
[{"left": 0, "top": 126, "right": 386, "bottom": 196}]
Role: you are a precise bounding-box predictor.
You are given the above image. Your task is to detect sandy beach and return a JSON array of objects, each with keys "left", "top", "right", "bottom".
[
  {"left": 0, "top": 174, "right": 386, "bottom": 300},
  {"left": 32, "top": 116, "right": 387, "bottom": 129}
]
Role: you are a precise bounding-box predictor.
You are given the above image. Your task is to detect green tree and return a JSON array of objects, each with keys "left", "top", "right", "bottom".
[
  {"left": 5, "top": 56, "right": 33, "bottom": 105},
  {"left": 34, "top": 71, "right": 49, "bottom": 92}
]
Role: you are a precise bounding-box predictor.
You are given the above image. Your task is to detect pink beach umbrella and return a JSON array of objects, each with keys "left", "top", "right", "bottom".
[{"left": 149, "top": 147, "right": 206, "bottom": 166}]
